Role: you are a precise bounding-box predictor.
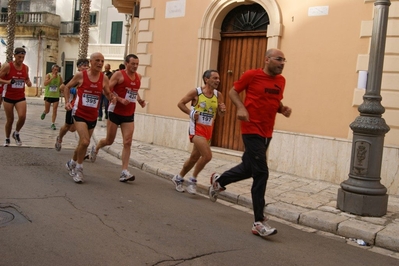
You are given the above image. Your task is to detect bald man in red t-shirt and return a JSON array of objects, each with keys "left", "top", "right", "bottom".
[{"left": 209, "top": 48, "right": 292, "bottom": 237}]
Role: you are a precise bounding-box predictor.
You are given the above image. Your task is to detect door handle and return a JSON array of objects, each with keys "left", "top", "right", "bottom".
[{"left": 227, "top": 70, "right": 233, "bottom": 74}]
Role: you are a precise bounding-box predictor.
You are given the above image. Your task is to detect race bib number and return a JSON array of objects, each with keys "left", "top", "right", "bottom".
[
  {"left": 198, "top": 112, "right": 213, "bottom": 126},
  {"left": 125, "top": 89, "right": 137, "bottom": 103},
  {"left": 82, "top": 93, "right": 99, "bottom": 108},
  {"left": 11, "top": 79, "right": 25, "bottom": 89},
  {"left": 49, "top": 85, "right": 57, "bottom": 92}
]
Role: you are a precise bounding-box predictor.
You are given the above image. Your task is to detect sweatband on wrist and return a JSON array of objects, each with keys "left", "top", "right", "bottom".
[{"left": 190, "top": 110, "right": 196, "bottom": 120}]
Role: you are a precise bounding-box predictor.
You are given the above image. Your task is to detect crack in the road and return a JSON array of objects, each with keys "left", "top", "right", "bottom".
[
  {"left": 152, "top": 249, "right": 240, "bottom": 266},
  {"left": 1, "top": 194, "right": 175, "bottom": 258},
  {"left": 62, "top": 194, "right": 172, "bottom": 257}
]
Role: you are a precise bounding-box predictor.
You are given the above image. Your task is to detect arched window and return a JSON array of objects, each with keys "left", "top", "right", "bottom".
[{"left": 221, "top": 4, "right": 269, "bottom": 32}]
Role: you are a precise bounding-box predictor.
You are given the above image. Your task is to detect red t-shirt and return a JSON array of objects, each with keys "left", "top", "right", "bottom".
[
  {"left": 3, "top": 62, "right": 29, "bottom": 100},
  {"left": 233, "top": 68, "right": 285, "bottom": 138},
  {"left": 108, "top": 70, "right": 141, "bottom": 116},
  {"left": 72, "top": 70, "right": 104, "bottom": 121}
]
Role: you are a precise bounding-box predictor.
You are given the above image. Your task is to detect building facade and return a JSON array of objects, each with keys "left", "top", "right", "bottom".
[
  {"left": 57, "top": 0, "right": 128, "bottom": 79},
  {"left": 113, "top": 0, "right": 399, "bottom": 196},
  {"left": 0, "top": 0, "right": 60, "bottom": 96},
  {"left": 0, "top": 0, "right": 128, "bottom": 95}
]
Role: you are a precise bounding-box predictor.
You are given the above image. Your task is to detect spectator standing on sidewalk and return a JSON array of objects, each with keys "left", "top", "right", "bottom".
[
  {"left": 172, "top": 69, "right": 226, "bottom": 194},
  {"left": 54, "top": 58, "right": 89, "bottom": 151},
  {"left": 90, "top": 54, "right": 145, "bottom": 182},
  {"left": 98, "top": 63, "right": 113, "bottom": 121},
  {"left": 40, "top": 64, "right": 63, "bottom": 130},
  {"left": 64, "top": 53, "right": 115, "bottom": 183},
  {"left": 208, "top": 48, "right": 292, "bottom": 237},
  {"left": 0, "top": 47, "right": 32, "bottom": 147}
]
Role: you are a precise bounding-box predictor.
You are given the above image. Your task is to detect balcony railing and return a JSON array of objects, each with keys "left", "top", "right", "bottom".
[
  {"left": 60, "top": 21, "right": 80, "bottom": 35},
  {"left": 0, "top": 12, "right": 60, "bottom": 27}
]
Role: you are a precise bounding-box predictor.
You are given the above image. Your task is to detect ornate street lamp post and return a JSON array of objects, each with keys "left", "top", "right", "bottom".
[
  {"left": 124, "top": 14, "right": 132, "bottom": 59},
  {"left": 337, "top": 0, "right": 391, "bottom": 217}
]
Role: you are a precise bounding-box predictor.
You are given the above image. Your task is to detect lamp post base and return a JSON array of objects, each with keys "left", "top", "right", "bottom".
[{"left": 337, "top": 188, "right": 388, "bottom": 217}]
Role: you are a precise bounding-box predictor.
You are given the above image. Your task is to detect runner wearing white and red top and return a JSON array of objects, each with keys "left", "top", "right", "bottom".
[
  {"left": 171, "top": 70, "right": 226, "bottom": 194},
  {"left": 91, "top": 54, "right": 145, "bottom": 182},
  {"left": 63, "top": 52, "right": 116, "bottom": 183},
  {"left": 0, "top": 47, "right": 32, "bottom": 147}
]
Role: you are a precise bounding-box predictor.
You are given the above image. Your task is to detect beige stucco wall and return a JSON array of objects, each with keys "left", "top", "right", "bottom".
[
  {"left": 136, "top": 0, "right": 399, "bottom": 144},
  {"left": 137, "top": 0, "right": 373, "bottom": 136},
  {"left": 122, "top": 0, "right": 399, "bottom": 195},
  {"left": 275, "top": 0, "right": 370, "bottom": 140},
  {"left": 137, "top": 0, "right": 209, "bottom": 118}
]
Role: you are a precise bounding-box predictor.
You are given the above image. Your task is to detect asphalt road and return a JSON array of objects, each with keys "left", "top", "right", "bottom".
[{"left": 0, "top": 147, "right": 398, "bottom": 266}]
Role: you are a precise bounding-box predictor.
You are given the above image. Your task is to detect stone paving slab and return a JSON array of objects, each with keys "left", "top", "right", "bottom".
[
  {"left": 338, "top": 219, "right": 385, "bottom": 245},
  {"left": 376, "top": 222, "right": 399, "bottom": 252},
  {"left": 299, "top": 210, "right": 349, "bottom": 234},
  {"left": 5, "top": 96, "right": 398, "bottom": 256}
]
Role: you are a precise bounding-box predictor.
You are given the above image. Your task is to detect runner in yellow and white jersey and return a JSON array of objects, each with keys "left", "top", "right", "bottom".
[{"left": 172, "top": 69, "right": 226, "bottom": 194}]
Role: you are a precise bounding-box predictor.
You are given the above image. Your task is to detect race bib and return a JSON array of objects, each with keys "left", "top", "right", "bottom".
[
  {"left": 198, "top": 112, "right": 213, "bottom": 126},
  {"left": 11, "top": 79, "right": 25, "bottom": 89},
  {"left": 49, "top": 85, "right": 57, "bottom": 92},
  {"left": 125, "top": 89, "right": 137, "bottom": 103},
  {"left": 82, "top": 93, "right": 99, "bottom": 108},
  {"left": 108, "top": 103, "right": 115, "bottom": 112}
]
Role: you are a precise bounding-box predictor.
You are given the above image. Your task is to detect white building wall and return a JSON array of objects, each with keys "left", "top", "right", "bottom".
[
  {"left": 57, "top": 0, "right": 126, "bottom": 76},
  {"left": 54, "top": 0, "right": 74, "bottom": 21}
]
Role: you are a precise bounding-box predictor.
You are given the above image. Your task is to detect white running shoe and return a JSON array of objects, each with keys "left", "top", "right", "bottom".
[
  {"left": 90, "top": 145, "right": 97, "bottom": 162},
  {"left": 251, "top": 218, "right": 277, "bottom": 237},
  {"left": 3, "top": 138, "right": 10, "bottom": 147},
  {"left": 186, "top": 177, "right": 197, "bottom": 195},
  {"left": 74, "top": 167, "right": 84, "bottom": 183},
  {"left": 55, "top": 136, "right": 62, "bottom": 151},
  {"left": 120, "top": 170, "right": 135, "bottom": 182},
  {"left": 209, "top": 173, "right": 225, "bottom": 202},
  {"left": 12, "top": 131, "right": 22, "bottom": 146},
  {"left": 171, "top": 175, "right": 185, "bottom": 193},
  {"left": 66, "top": 159, "right": 76, "bottom": 177}
]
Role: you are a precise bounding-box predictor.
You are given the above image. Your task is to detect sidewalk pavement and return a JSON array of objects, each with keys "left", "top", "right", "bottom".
[{"left": 12, "top": 97, "right": 399, "bottom": 257}]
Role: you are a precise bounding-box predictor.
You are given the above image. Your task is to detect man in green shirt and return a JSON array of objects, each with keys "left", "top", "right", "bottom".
[{"left": 41, "top": 64, "right": 63, "bottom": 130}]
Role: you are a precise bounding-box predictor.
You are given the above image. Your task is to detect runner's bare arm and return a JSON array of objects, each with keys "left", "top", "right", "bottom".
[
  {"left": 178, "top": 88, "right": 198, "bottom": 120},
  {"left": 0, "top": 63, "right": 12, "bottom": 84},
  {"left": 102, "top": 75, "right": 116, "bottom": 105},
  {"left": 217, "top": 92, "right": 226, "bottom": 117},
  {"left": 25, "top": 66, "right": 32, "bottom": 87}
]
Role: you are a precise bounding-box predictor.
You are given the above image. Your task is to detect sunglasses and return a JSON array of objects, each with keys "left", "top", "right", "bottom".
[{"left": 14, "top": 51, "right": 26, "bottom": 55}]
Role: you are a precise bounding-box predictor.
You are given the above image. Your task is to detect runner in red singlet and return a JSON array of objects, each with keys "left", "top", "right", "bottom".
[
  {"left": 63, "top": 52, "right": 116, "bottom": 183},
  {"left": 90, "top": 54, "right": 145, "bottom": 182},
  {"left": 0, "top": 47, "right": 32, "bottom": 147}
]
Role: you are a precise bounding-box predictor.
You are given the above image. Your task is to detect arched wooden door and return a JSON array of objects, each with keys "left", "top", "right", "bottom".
[{"left": 212, "top": 4, "right": 269, "bottom": 151}]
